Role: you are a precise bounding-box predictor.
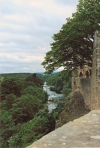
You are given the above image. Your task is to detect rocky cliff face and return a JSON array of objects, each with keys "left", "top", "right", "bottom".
[{"left": 56, "top": 89, "right": 90, "bottom": 128}]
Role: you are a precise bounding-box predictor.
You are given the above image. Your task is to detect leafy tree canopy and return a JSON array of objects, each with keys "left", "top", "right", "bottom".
[
  {"left": 46, "top": 73, "right": 59, "bottom": 86},
  {"left": 0, "top": 78, "right": 48, "bottom": 147},
  {"left": 25, "top": 73, "right": 43, "bottom": 86},
  {"left": 8, "top": 109, "right": 55, "bottom": 148},
  {"left": 42, "top": 0, "right": 100, "bottom": 74},
  {"left": 10, "top": 94, "right": 42, "bottom": 124},
  {"left": 21, "top": 85, "right": 47, "bottom": 103},
  {"left": 1, "top": 77, "right": 25, "bottom": 97}
]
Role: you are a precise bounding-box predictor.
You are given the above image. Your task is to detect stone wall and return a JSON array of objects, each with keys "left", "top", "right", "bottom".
[
  {"left": 72, "top": 30, "right": 100, "bottom": 110},
  {"left": 72, "top": 77, "right": 91, "bottom": 109},
  {"left": 91, "top": 30, "right": 100, "bottom": 110},
  {"left": 80, "top": 78, "right": 91, "bottom": 109}
]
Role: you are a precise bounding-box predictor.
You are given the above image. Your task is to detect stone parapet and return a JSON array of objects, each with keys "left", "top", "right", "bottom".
[{"left": 27, "top": 110, "right": 100, "bottom": 148}]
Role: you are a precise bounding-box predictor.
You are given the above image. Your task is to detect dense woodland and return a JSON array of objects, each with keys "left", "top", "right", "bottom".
[
  {"left": 0, "top": 72, "right": 71, "bottom": 148},
  {"left": 0, "top": 73, "right": 51, "bottom": 147}
]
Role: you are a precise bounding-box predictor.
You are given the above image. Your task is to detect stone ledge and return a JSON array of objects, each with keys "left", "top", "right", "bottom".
[{"left": 27, "top": 110, "right": 100, "bottom": 148}]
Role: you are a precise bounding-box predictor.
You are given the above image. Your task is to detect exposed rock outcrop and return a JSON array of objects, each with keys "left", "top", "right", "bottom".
[{"left": 56, "top": 89, "right": 90, "bottom": 127}]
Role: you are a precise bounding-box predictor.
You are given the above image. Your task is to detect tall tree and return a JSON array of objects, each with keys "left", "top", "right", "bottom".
[
  {"left": 42, "top": 0, "right": 100, "bottom": 74},
  {"left": 1, "top": 77, "right": 25, "bottom": 97}
]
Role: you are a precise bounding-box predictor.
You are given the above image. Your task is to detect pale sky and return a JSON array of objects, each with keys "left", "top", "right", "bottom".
[{"left": 0, "top": 0, "right": 78, "bottom": 73}]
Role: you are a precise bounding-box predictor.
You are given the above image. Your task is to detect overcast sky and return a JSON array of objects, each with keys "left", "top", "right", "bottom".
[{"left": 0, "top": 0, "right": 78, "bottom": 73}]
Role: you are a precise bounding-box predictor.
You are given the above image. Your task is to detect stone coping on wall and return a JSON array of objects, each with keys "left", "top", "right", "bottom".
[{"left": 27, "top": 110, "right": 100, "bottom": 148}]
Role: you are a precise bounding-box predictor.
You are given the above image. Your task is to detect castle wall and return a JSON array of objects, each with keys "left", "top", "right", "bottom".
[
  {"left": 72, "top": 31, "right": 100, "bottom": 110},
  {"left": 72, "top": 77, "right": 91, "bottom": 109},
  {"left": 91, "top": 30, "right": 100, "bottom": 110},
  {"left": 80, "top": 78, "right": 91, "bottom": 109}
]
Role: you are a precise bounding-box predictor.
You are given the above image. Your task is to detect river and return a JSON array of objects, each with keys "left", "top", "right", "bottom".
[{"left": 43, "top": 82, "right": 63, "bottom": 112}]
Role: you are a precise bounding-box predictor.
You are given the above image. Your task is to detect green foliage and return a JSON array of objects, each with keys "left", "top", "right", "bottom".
[
  {"left": 0, "top": 73, "right": 31, "bottom": 79},
  {"left": 51, "top": 97, "right": 68, "bottom": 123},
  {"left": 62, "top": 85, "right": 72, "bottom": 97},
  {"left": 25, "top": 73, "right": 43, "bottom": 86},
  {"left": 53, "top": 97, "right": 66, "bottom": 114},
  {"left": 10, "top": 94, "right": 42, "bottom": 124},
  {"left": 47, "top": 73, "right": 59, "bottom": 85},
  {"left": 42, "top": 0, "right": 100, "bottom": 74},
  {"left": 0, "top": 109, "right": 15, "bottom": 148},
  {"left": 0, "top": 71, "right": 72, "bottom": 147},
  {"left": 0, "top": 76, "right": 4, "bottom": 83},
  {"left": 52, "top": 111, "right": 59, "bottom": 120},
  {"left": 47, "top": 73, "right": 64, "bottom": 93},
  {"left": 54, "top": 77, "right": 63, "bottom": 93},
  {"left": 1, "top": 77, "right": 25, "bottom": 97},
  {"left": 21, "top": 85, "right": 47, "bottom": 103},
  {"left": 60, "top": 70, "right": 72, "bottom": 84},
  {"left": 0, "top": 74, "right": 55, "bottom": 148},
  {"left": 4, "top": 94, "right": 16, "bottom": 110},
  {"left": 8, "top": 110, "right": 55, "bottom": 148},
  {"left": 46, "top": 72, "right": 72, "bottom": 94},
  {"left": 42, "top": 73, "right": 53, "bottom": 82}
]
